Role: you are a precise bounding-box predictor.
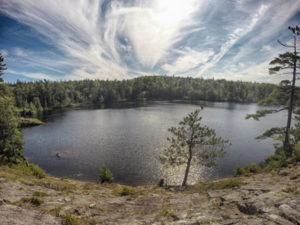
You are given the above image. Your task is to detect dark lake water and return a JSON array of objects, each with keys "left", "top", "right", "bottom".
[{"left": 22, "top": 101, "right": 285, "bottom": 185}]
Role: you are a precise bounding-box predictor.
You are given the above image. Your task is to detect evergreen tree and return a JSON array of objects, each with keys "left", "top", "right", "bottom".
[
  {"left": 0, "top": 53, "right": 6, "bottom": 82},
  {"left": 0, "top": 53, "right": 25, "bottom": 163},
  {"left": 247, "top": 26, "right": 300, "bottom": 156},
  {"left": 159, "top": 108, "right": 228, "bottom": 186}
]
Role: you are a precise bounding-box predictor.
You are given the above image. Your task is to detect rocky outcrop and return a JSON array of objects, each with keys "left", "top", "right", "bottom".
[
  {"left": 0, "top": 165, "right": 299, "bottom": 224},
  {"left": 0, "top": 204, "right": 61, "bottom": 225}
]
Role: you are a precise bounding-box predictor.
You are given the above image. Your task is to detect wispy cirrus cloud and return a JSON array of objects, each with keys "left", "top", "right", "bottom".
[
  {"left": 0, "top": 0, "right": 299, "bottom": 82},
  {"left": 0, "top": 0, "right": 203, "bottom": 80},
  {"left": 162, "top": 48, "right": 214, "bottom": 75}
]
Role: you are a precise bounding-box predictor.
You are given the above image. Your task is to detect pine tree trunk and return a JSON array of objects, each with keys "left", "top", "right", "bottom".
[
  {"left": 182, "top": 146, "right": 192, "bottom": 186},
  {"left": 284, "top": 36, "right": 297, "bottom": 156}
]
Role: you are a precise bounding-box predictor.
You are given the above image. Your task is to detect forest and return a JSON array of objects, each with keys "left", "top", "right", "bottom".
[{"left": 9, "top": 76, "right": 279, "bottom": 115}]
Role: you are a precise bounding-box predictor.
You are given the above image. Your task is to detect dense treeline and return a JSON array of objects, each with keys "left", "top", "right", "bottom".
[
  {"left": 257, "top": 80, "right": 300, "bottom": 106},
  {"left": 9, "top": 76, "right": 277, "bottom": 115}
]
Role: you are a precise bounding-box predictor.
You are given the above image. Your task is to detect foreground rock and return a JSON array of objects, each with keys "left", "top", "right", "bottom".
[
  {"left": 0, "top": 203, "right": 61, "bottom": 225},
  {"left": 0, "top": 165, "right": 299, "bottom": 225}
]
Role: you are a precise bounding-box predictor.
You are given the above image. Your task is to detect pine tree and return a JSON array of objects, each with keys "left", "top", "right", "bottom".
[
  {"left": 0, "top": 53, "right": 25, "bottom": 163},
  {"left": 160, "top": 108, "right": 228, "bottom": 186},
  {"left": 0, "top": 53, "right": 6, "bottom": 83},
  {"left": 246, "top": 26, "right": 300, "bottom": 156}
]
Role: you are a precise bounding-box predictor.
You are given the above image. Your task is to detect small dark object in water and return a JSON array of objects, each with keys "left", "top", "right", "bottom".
[
  {"left": 56, "top": 152, "right": 61, "bottom": 158},
  {"left": 158, "top": 179, "right": 164, "bottom": 187}
]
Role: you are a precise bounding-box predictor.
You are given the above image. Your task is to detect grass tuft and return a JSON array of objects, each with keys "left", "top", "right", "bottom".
[
  {"left": 61, "top": 212, "right": 79, "bottom": 225},
  {"left": 113, "top": 186, "right": 135, "bottom": 196},
  {"left": 21, "top": 196, "right": 43, "bottom": 206},
  {"left": 33, "top": 191, "right": 48, "bottom": 197}
]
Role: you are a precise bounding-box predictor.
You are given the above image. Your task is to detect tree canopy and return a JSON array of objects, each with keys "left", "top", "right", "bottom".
[{"left": 9, "top": 76, "right": 276, "bottom": 116}]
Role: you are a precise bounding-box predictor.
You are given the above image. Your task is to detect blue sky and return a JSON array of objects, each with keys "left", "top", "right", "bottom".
[{"left": 0, "top": 0, "right": 299, "bottom": 83}]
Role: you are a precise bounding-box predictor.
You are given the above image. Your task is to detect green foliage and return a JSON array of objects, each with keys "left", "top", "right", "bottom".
[
  {"left": 244, "top": 162, "right": 260, "bottom": 174},
  {"left": 245, "top": 109, "right": 275, "bottom": 121},
  {"left": 292, "top": 147, "right": 300, "bottom": 162},
  {"left": 0, "top": 163, "right": 46, "bottom": 182},
  {"left": 113, "top": 186, "right": 135, "bottom": 196},
  {"left": 234, "top": 138, "right": 300, "bottom": 176},
  {"left": 99, "top": 166, "right": 114, "bottom": 183},
  {"left": 256, "top": 127, "right": 285, "bottom": 140},
  {"left": 258, "top": 80, "right": 292, "bottom": 106},
  {"left": 269, "top": 52, "right": 300, "bottom": 75},
  {"left": 9, "top": 76, "right": 276, "bottom": 115},
  {"left": 263, "top": 149, "right": 288, "bottom": 172},
  {"left": 0, "top": 95, "right": 25, "bottom": 163},
  {"left": 160, "top": 108, "right": 229, "bottom": 186},
  {"left": 0, "top": 54, "right": 25, "bottom": 164},
  {"left": 61, "top": 212, "right": 79, "bottom": 225},
  {"left": 185, "top": 178, "right": 243, "bottom": 193},
  {"left": 21, "top": 196, "right": 43, "bottom": 206},
  {"left": 234, "top": 163, "right": 260, "bottom": 176},
  {"left": 0, "top": 53, "right": 6, "bottom": 82},
  {"left": 267, "top": 30, "right": 300, "bottom": 155},
  {"left": 209, "top": 178, "right": 243, "bottom": 189},
  {"left": 234, "top": 167, "right": 244, "bottom": 176},
  {"left": 28, "top": 163, "right": 46, "bottom": 178}
]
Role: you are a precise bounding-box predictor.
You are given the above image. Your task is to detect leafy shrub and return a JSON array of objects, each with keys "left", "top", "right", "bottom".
[
  {"left": 234, "top": 167, "right": 244, "bottom": 176},
  {"left": 21, "top": 196, "right": 43, "bottom": 206},
  {"left": 99, "top": 166, "right": 113, "bottom": 183},
  {"left": 113, "top": 186, "right": 135, "bottom": 196},
  {"left": 244, "top": 162, "right": 260, "bottom": 174},
  {"left": 120, "top": 187, "right": 134, "bottom": 196},
  {"left": 61, "top": 212, "right": 79, "bottom": 225},
  {"left": 234, "top": 162, "right": 260, "bottom": 176},
  {"left": 292, "top": 147, "right": 300, "bottom": 162},
  {"left": 28, "top": 164, "right": 46, "bottom": 178},
  {"left": 263, "top": 149, "right": 287, "bottom": 171}
]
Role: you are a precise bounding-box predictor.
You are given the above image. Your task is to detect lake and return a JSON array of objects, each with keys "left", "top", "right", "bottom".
[{"left": 22, "top": 101, "right": 285, "bottom": 185}]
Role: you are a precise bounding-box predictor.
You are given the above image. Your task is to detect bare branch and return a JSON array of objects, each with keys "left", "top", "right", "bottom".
[{"left": 278, "top": 40, "right": 294, "bottom": 48}]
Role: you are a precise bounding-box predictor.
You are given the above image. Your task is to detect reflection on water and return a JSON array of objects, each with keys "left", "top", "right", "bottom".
[{"left": 22, "top": 101, "right": 285, "bottom": 185}]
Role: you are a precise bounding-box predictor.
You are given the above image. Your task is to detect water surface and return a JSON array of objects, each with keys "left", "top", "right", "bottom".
[{"left": 22, "top": 102, "right": 285, "bottom": 185}]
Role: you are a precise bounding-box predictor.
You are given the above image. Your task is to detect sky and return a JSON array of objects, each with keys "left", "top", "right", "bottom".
[{"left": 0, "top": 0, "right": 300, "bottom": 83}]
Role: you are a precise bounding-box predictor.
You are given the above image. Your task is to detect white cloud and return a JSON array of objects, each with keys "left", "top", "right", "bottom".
[
  {"left": 0, "top": 0, "right": 299, "bottom": 82},
  {"left": 115, "top": 0, "right": 204, "bottom": 68},
  {"left": 162, "top": 48, "right": 214, "bottom": 74},
  {"left": 196, "top": 3, "right": 270, "bottom": 77},
  {"left": 0, "top": 49, "right": 8, "bottom": 57},
  {"left": 0, "top": 0, "right": 204, "bottom": 80},
  {"left": 13, "top": 48, "right": 27, "bottom": 57}
]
